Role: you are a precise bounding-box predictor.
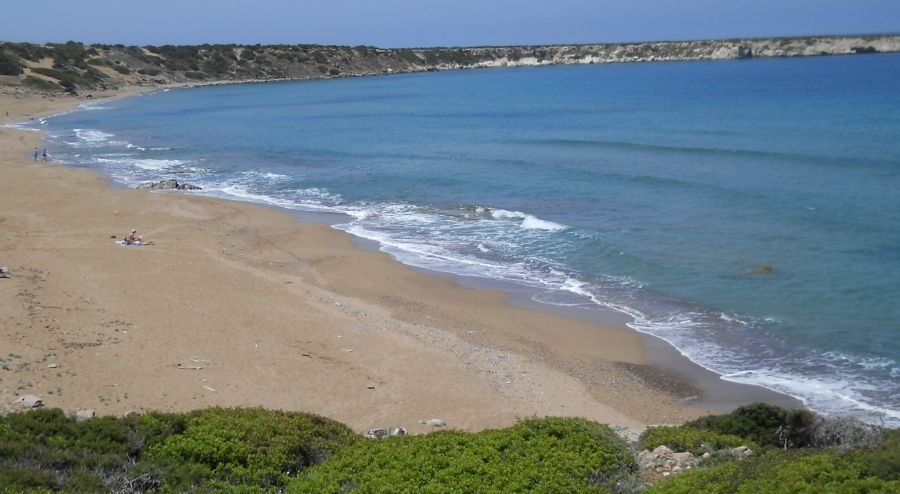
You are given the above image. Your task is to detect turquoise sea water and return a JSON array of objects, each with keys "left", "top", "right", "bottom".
[{"left": 26, "top": 53, "right": 900, "bottom": 423}]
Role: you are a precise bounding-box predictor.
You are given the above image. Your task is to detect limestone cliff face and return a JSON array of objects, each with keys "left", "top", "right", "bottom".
[
  {"left": 446, "top": 35, "right": 900, "bottom": 69},
  {"left": 2, "top": 35, "right": 898, "bottom": 93}
]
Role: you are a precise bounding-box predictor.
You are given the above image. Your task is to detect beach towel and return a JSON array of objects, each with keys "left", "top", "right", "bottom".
[{"left": 115, "top": 240, "right": 143, "bottom": 247}]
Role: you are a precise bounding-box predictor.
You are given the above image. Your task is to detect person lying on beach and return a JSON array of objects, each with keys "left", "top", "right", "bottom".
[{"left": 124, "top": 229, "right": 142, "bottom": 245}]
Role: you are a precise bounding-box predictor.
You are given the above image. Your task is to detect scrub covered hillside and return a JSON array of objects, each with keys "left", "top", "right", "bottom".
[
  {"left": 1, "top": 404, "right": 897, "bottom": 493},
  {"left": 1, "top": 35, "right": 898, "bottom": 94}
]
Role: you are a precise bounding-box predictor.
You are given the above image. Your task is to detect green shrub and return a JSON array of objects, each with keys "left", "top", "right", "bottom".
[
  {"left": 1, "top": 42, "right": 50, "bottom": 62},
  {"left": 0, "top": 408, "right": 132, "bottom": 490},
  {"left": 0, "top": 51, "right": 23, "bottom": 75},
  {"left": 144, "top": 407, "right": 360, "bottom": 492},
  {"left": 647, "top": 431, "right": 900, "bottom": 494},
  {"left": 30, "top": 67, "right": 64, "bottom": 79},
  {"left": 49, "top": 40, "right": 90, "bottom": 69},
  {"left": 644, "top": 461, "right": 743, "bottom": 494},
  {"left": 850, "top": 429, "right": 900, "bottom": 481},
  {"left": 184, "top": 71, "right": 207, "bottom": 80},
  {"left": 687, "top": 403, "right": 816, "bottom": 449},
  {"left": 137, "top": 67, "right": 162, "bottom": 76},
  {"left": 22, "top": 76, "right": 60, "bottom": 91},
  {"left": 0, "top": 407, "right": 359, "bottom": 493},
  {"left": 736, "top": 452, "right": 900, "bottom": 493},
  {"left": 288, "top": 417, "right": 633, "bottom": 494},
  {"left": 640, "top": 425, "right": 750, "bottom": 455},
  {"left": 29, "top": 66, "right": 104, "bottom": 89},
  {"left": 110, "top": 63, "right": 131, "bottom": 74}
]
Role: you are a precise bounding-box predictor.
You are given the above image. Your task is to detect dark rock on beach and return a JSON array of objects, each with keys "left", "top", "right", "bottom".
[{"left": 137, "top": 179, "right": 202, "bottom": 191}]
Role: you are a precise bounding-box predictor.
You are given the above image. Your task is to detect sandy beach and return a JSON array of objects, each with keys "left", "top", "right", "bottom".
[{"left": 1, "top": 88, "right": 757, "bottom": 434}]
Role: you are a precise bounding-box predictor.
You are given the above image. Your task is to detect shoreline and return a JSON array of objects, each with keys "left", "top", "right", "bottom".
[
  {"left": 294, "top": 209, "right": 803, "bottom": 413},
  {"left": 0, "top": 88, "right": 796, "bottom": 433}
]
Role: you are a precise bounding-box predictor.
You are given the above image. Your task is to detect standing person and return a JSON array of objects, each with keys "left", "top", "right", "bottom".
[
  {"left": 42, "top": 149, "right": 48, "bottom": 161},
  {"left": 33, "top": 147, "right": 38, "bottom": 160}
]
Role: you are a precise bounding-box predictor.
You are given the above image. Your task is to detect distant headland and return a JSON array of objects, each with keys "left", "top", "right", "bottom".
[{"left": 1, "top": 34, "right": 898, "bottom": 94}]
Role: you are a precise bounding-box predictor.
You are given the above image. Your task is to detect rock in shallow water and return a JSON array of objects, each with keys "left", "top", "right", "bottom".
[{"left": 136, "top": 179, "right": 201, "bottom": 190}]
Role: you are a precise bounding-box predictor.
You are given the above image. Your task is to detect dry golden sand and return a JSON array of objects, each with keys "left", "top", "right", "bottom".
[{"left": 0, "top": 90, "right": 718, "bottom": 435}]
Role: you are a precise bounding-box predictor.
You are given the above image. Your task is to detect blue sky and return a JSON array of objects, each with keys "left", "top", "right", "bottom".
[{"left": 3, "top": 0, "right": 898, "bottom": 47}]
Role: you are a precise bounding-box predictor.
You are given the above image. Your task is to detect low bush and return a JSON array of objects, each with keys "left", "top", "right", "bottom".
[
  {"left": 738, "top": 452, "right": 899, "bottom": 493},
  {"left": 850, "top": 429, "right": 900, "bottom": 481},
  {"left": 110, "top": 63, "right": 131, "bottom": 74},
  {"left": 648, "top": 449, "right": 900, "bottom": 493},
  {"left": 145, "top": 407, "right": 361, "bottom": 491},
  {"left": 288, "top": 417, "right": 633, "bottom": 493},
  {"left": 30, "top": 67, "right": 64, "bottom": 79},
  {"left": 687, "top": 403, "right": 816, "bottom": 449},
  {"left": 0, "top": 407, "right": 359, "bottom": 493},
  {"left": 29, "top": 66, "right": 104, "bottom": 89},
  {"left": 640, "top": 426, "right": 750, "bottom": 455},
  {"left": 1, "top": 42, "right": 50, "bottom": 62},
  {"left": 0, "top": 405, "right": 895, "bottom": 493},
  {"left": 0, "top": 51, "right": 23, "bottom": 75},
  {"left": 811, "top": 414, "right": 884, "bottom": 450},
  {"left": 22, "top": 76, "right": 60, "bottom": 91},
  {"left": 646, "top": 428, "right": 900, "bottom": 493}
]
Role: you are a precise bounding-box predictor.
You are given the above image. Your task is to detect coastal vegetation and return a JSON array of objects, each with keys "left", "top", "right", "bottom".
[
  {"left": 1, "top": 35, "right": 898, "bottom": 94},
  {"left": 0, "top": 404, "right": 896, "bottom": 493}
]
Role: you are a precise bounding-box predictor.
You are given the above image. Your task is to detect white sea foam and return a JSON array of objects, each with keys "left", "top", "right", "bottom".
[
  {"left": 1, "top": 122, "right": 41, "bottom": 132},
  {"left": 342, "top": 222, "right": 516, "bottom": 278},
  {"left": 521, "top": 215, "right": 566, "bottom": 231},
  {"left": 293, "top": 187, "right": 341, "bottom": 203},
  {"left": 822, "top": 352, "right": 898, "bottom": 373},
  {"left": 241, "top": 170, "right": 289, "bottom": 181},
  {"left": 74, "top": 128, "right": 115, "bottom": 142},
  {"left": 196, "top": 184, "right": 341, "bottom": 214},
  {"left": 94, "top": 157, "right": 186, "bottom": 170},
  {"left": 719, "top": 313, "right": 748, "bottom": 325},
  {"left": 722, "top": 369, "right": 900, "bottom": 424},
  {"left": 491, "top": 209, "right": 527, "bottom": 220},
  {"left": 490, "top": 208, "right": 567, "bottom": 231},
  {"left": 78, "top": 102, "right": 112, "bottom": 111},
  {"left": 132, "top": 159, "right": 187, "bottom": 170},
  {"left": 217, "top": 185, "right": 298, "bottom": 207}
]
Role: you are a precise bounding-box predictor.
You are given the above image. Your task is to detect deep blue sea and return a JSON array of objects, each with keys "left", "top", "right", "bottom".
[{"left": 23, "top": 53, "right": 900, "bottom": 423}]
